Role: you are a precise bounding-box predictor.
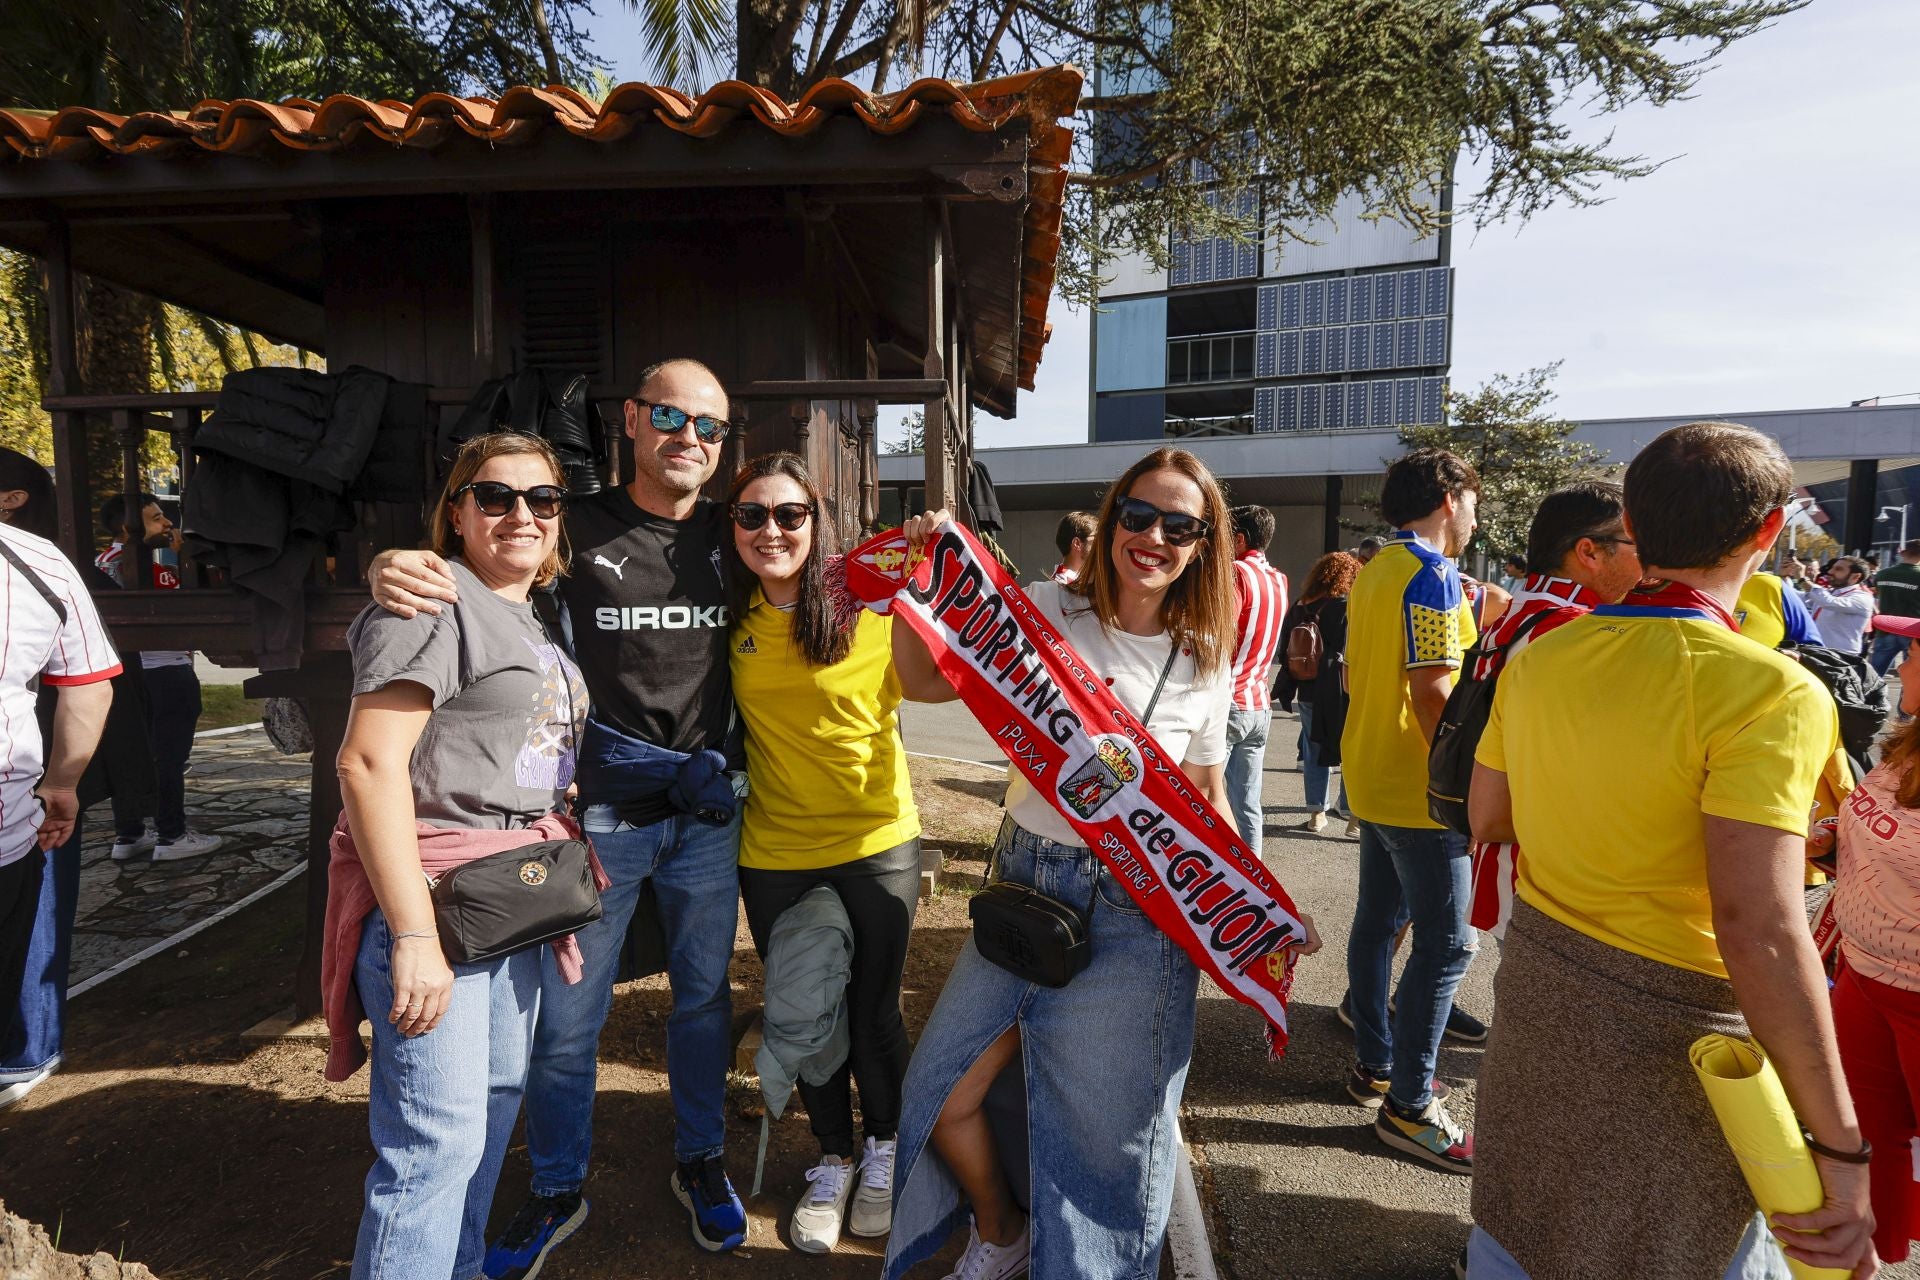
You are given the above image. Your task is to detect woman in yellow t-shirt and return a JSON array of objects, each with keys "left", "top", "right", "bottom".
[{"left": 721, "top": 451, "right": 920, "bottom": 1255}]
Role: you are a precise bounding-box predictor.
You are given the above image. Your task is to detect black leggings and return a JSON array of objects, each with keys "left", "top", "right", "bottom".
[
  {"left": 740, "top": 838, "right": 921, "bottom": 1157},
  {"left": 0, "top": 852, "right": 45, "bottom": 1023}
]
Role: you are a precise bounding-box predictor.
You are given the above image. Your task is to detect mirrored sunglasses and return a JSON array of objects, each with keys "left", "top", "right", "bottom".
[{"left": 643, "top": 401, "right": 731, "bottom": 443}]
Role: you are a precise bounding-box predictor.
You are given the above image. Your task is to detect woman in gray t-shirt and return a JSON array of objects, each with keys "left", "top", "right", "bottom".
[{"left": 335, "top": 433, "right": 586, "bottom": 1280}]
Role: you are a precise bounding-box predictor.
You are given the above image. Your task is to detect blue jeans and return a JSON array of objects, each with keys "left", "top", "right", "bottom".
[
  {"left": 523, "top": 805, "right": 741, "bottom": 1188},
  {"left": 886, "top": 816, "right": 1198, "bottom": 1280},
  {"left": 1466, "top": 1214, "right": 1788, "bottom": 1279},
  {"left": 1296, "top": 701, "right": 1349, "bottom": 817},
  {"left": 1347, "top": 820, "right": 1472, "bottom": 1110},
  {"left": 0, "top": 828, "right": 80, "bottom": 1080},
  {"left": 1870, "top": 629, "right": 1909, "bottom": 678},
  {"left": 352, "top": 910, "right": 542, "bottom": 1280},
  {"left": 1223, "top": 707, "right": 1271, "bottom": 847}
]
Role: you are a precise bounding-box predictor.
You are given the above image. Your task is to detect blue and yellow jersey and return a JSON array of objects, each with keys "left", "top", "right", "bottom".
[
  {"left": 1341, "top": 530, "right": 1477, "bottom": 829},
  {"left": 1734, "top": 572, "right": 1819, "bottom": 650}
]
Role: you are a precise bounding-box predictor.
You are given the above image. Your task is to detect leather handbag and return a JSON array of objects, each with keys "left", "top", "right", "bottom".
[
  {"left": 430, "top": 838, "right": 603, "bottom": 965},
  {"left": 969, "top": 641, "right": 1180, "bottom": 988}
]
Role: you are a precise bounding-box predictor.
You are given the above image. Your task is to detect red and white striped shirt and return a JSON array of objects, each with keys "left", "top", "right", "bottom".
[
  {"left": 1229, "top": 551, "right": 1289, "bottom": 712},
  {"left": 1468, "top": 573, "right": 1600, "bottom": 935},
  {"left": 1, "top": 523, "right": 121, "bottom": 867}
]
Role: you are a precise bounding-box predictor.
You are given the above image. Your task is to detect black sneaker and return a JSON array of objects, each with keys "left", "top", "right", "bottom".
[
  {"left": 1346, "top": 1063, "right": 1451, "bottom": 1108},
  {"left": 1336, "top": 992, "right": 1354, "bottom": 1031},
  {"left": 672, "top": 1154, "right": 747, "bottom": 1252},
  {"left": 483, "top": 1192, "right": 588, "bottom": 1280},
  {"left": 1444, "top": 1005, "right": 1489, "bottom": 1044}
]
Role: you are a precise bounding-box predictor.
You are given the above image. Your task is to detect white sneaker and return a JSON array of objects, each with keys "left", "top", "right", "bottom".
[
  {"left": 1300, "top": 811, "right": 1329, "bottom": 834},
  {"left": 789, "top": 1155, "right": 854, "bottom": 1254},
  {"left": 153, "top": 831, "right": 223, "bottom": 861},
  {"left": 1344, "top": 817, "right": 1362, "bottom": 840},
  {"left": 941, "top": 1215, "right": 1029, "bottom": 1280},
  {"left": 0, "top": 1065, "right": 53, "bottom": 1108},
  {"left": 110, "top": 832, "right": 156, "bottom": 861},
  {"left": 846, "top": 1136, "right": 896, "bottom": 1238}
]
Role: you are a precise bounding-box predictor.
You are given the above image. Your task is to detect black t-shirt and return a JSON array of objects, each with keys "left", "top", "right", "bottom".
[{"left": 559, "top": 488, "right": 737, "bottom": 768}]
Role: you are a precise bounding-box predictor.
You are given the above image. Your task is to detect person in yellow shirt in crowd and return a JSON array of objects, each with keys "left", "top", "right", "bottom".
[
  {"left": 1466, "top": 423, "right": 1877, "bottom": 1280},
  {"left": 1341, "top": 447, "right": 1481, "bottom": 1174},
  {"left": 1734, "top": 557, "right": 1820, "bottom": 650},
  {"left": 723, "top": 453, "right": 921, "bottom": 1255}
]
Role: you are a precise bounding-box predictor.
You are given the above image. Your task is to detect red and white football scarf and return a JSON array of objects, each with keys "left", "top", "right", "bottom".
[{"left": 847, "top": 521, "right": 1308, "bottom": 1054}]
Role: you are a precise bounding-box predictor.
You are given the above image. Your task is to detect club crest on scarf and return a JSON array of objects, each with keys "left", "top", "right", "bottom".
[{"left": 845, "top": 521, "right": 1309, "bottom": 1055}]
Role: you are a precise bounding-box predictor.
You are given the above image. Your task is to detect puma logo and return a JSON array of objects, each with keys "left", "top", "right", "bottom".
[{"left": 593, "top": 554, "right": 630, "bottom": 580}]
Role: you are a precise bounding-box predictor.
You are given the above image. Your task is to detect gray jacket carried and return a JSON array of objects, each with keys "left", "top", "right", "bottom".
[{"left": 752, "top": 885, "right": 853, "bottom": 1191}]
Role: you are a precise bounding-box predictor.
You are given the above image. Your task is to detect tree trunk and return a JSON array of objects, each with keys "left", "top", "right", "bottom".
[
  {"left": 735, "top": 0, "right": 800, "bottom": 94},
  {"left": 77, "top": 277, "right": 157, "bottom": 514}
]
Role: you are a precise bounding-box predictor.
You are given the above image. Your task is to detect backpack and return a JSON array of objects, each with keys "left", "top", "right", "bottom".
[
  {"left": 1285, "top": 605, "right": 1324, "bottom": 682},
  {"left": 1426, "top": 610, "right": 1549, "bottom": 836}
]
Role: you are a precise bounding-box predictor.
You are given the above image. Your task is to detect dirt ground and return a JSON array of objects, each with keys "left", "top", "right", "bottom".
[{"left": 0, "top": 759, "right": 1009, "bottom": 1280}]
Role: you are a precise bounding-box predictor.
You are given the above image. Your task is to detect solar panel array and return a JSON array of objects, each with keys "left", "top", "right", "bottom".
[
  {"left": 1169, "top": 188, "right": 1261, "bottom": 286},
  {"left": 1254, "top": 376, "right": 1445, "bottom": 434}
]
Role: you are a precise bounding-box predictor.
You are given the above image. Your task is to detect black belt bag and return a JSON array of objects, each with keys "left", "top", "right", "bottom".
[
  {"left": 430, "top": 838, "right": 602, "bottom": 965},
  {"left": 969, "top": 642, "right": 1178, "bottom": 989}
]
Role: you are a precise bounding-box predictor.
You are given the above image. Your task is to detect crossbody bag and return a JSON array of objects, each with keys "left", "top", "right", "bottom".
[
  {"left": 428, "top": 606, "right": 603, "bottom": 963},
  {"left": 968, "top": 638, "right": 1181, "bottom": 988}
]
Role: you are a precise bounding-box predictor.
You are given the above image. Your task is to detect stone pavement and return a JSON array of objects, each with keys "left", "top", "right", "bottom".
[{"left": 70, "top": 725, "right": 309, "bottom": 986}]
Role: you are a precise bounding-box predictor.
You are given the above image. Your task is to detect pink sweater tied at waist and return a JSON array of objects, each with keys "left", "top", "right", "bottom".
[{"left": 322, "top": 810, "right": 609, "bottom": 1082}]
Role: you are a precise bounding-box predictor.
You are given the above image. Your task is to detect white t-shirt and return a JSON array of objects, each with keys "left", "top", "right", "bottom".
[
  {"left": 1, "top": 524, "right": 122, "bottom": 866},
  {"left": 1004, "top": 580, "right": 1232, "bottom": 848},
  {"left": 1807, "top": 582, "right": 1874, "bottom": 654}
]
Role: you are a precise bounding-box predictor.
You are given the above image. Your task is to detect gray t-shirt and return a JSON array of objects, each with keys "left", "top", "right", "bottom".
[{"left": 348, "top": 560, "right": 588, "bottom": 830}]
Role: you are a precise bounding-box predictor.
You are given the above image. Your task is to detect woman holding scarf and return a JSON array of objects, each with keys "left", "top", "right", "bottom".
[
  {"left": 721, "top": 452, "right": 923, "bottom": 1255},
  {"left": 883, "top": 447, "right": 1319, "bottom": 1280}
]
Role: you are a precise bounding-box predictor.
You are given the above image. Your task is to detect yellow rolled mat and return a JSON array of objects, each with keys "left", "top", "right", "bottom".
[{"left": 1689, "top": 1034, "right": 1847, "bottom": 1280}]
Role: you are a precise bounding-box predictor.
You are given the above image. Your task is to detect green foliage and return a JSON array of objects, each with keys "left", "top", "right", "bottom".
[
  {"left": 700, "top": 0, "right": 1807, "bottom": 304},
  {"left": 1400, "top": 363, "right": 1606, "bottom": 560},
  {"left": 884, "top": 408, "right": 927, "bottom": 454},
  {"left": 0, "top": 0, "right": 603, "bottom": 110}
]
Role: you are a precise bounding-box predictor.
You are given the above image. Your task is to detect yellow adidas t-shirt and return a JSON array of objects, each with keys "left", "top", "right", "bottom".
[
  {"left": 731, "top": 600, "right": 920, "bottom": 870},
  {"left": 1341, "top": 531, "right": 1477, "bottom": 829},
  {"left": 1476, "top": 608, "right": 1838, "bottom": 977}
]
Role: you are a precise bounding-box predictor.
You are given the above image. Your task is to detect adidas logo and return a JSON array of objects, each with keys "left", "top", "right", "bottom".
[{"left": 736, "top": 637, "right": 757, "bottom": 655}]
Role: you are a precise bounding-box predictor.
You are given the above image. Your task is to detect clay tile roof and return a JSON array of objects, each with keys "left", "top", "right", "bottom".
[{"left": 0, "top": 66, "right": 1081, "bottom": 393}]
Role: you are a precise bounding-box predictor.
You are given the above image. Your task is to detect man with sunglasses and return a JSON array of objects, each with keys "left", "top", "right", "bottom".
[{"left": 370, "top": 359, "right": 750, "bottom": 1272}]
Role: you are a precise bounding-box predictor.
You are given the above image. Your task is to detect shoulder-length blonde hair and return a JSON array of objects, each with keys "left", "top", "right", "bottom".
[
  {"left": 1880, "top": 716, "right": 1920, "bottom": 810},
  {"left": 1070, "top": 446, "right": 1237, "bottom": 677},
  {"left": 428, "top": 432, "right": 570, "bottom": 589}
]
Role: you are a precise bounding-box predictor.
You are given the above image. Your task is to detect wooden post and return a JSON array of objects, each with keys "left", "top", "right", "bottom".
[
  {"left": 173, "top": 408, "right": 209, "bottom": 587},
  {"left": 856, "top": 399, "right": 879, "bottom": 536},
  {"left": 922, "top": 205, "right": 949, "bottom": 514},
  {"left": 113, "top": 409, "right": 153, "bottom": 588},
  {"left": 42, "top": 218, "right": 88, "bottom": 563},
  {"left": 469, "top": 194, "right": 496, "bottom": 383}
]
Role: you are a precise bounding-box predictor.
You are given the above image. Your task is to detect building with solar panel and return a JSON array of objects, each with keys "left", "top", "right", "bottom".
[{"left": 1088, "top": 182, "right": 1454, "bottom": 443}]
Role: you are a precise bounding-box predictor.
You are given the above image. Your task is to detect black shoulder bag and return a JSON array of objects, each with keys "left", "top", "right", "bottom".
[
  {"left": 1426, "top": 609, "right": 1549, "bottom": 836},
  {"left": 428, "top": 609, "right": 602, "bottom": 964},
  {"left": 0, "top": 537, "right": 68, "bottom": 626},
  {"left": 969, "top": 639, "right": 1180, "bottom": 988}
]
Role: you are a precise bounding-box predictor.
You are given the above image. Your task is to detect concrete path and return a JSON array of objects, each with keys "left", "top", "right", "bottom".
[{"left": 69, "top": 726, "right": 307, "bottom": 986}]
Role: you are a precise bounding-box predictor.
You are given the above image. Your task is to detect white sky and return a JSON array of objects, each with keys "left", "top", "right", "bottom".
[{"left": 580, "top": 2, "right": 1920, "bottom": 451}]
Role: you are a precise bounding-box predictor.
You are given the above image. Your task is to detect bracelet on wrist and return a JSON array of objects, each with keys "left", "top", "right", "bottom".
[
  {"left": 390, "top": 929, "right": 439, "bottom": 945},
  {"left": 1803, "top": 1132, "right": 1872, "bottom": 1164}
]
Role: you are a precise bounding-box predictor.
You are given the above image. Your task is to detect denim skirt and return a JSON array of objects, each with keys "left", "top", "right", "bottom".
[{"left": 883, "top": 816, "right": 1200, "bottom": 1280}]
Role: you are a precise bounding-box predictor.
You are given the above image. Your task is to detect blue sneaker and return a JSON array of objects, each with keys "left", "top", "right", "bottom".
[
  {"left": 672, "top": 1155, "right": 747, "bottom": 1252},
  {"left": 483, "top": 1192, "right": 588, "bottom": 1280}
]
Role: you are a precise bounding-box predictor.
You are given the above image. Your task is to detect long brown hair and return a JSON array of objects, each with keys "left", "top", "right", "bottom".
[
  {"left": 1300, "top": 551, "right": 1362, "bottom": 603},
  {"left": 429, "top": 433, "right": 570, "bottom": 589},
  {"left": 1882, "top": 716, "right": 1920, "bottom": 810},
  {"left": 723, "top": 452, "right": 852, "bottom": 667},
  {"left": 1072, "top": 447, "right": 1236, "bottom": 677}
]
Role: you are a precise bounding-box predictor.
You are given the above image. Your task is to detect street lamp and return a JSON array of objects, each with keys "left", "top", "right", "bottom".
[{"left": 1878, "top": 504, "right": 1909, "bottom": 552}]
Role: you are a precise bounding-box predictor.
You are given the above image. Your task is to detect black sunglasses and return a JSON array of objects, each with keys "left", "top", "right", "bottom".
[
  {"left": 637, "top": 400, "right": 731, "bottom": 443},
  {"left": 1114, "top": 496, "right": 1211, "bottom": 548},
  {"left": 731, "top": 501, "right": 813, "bottom": 532},
  {"left": 456, "top": 481, "right": 568, "bottom": 519}
]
